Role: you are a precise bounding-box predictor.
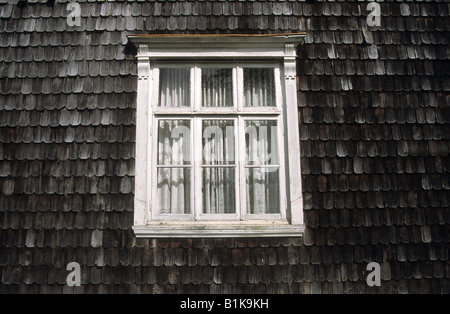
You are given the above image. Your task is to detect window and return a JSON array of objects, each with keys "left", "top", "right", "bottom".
[
  {"left": 153, "top": 62, "right": 285, "bottom": 220},
  {"left": 129, "top": 34, "right": 305, "bottom": 237}
]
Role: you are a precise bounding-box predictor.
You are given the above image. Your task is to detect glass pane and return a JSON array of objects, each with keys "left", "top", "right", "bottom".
[
  {"left": 157, "top": 168, "right": 191, "bottom": 214},
  {"left": 245, "top": 120, "right": 279, "bottom": 165},
  {"left": 158, "top": 68, "right": 190, "bottom": 107},
  {"left": 158, "top": 120, "right": 191, "bottom": 165},
  {"left": 202, "top": 120, "right": 235, "bottom": 165},
  {"left": 202, "top": 167, "right": 235, "bottom": 214},
  {"left": 246, "top": 168, "right": 280, "bottom": 214},
  {"left": 243, "top": 68, "right": 276, "bottom": 107},
  {"left": 201, "top": 68, "right": 233, "bottom": 107}
]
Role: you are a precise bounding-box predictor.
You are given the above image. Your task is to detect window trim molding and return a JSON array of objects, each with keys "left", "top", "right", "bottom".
[{"left": 129, "top": 34, "right": 305, "bottom": 238}]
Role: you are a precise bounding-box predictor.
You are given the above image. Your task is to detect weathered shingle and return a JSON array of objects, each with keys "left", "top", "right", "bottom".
[{"left": 0, "top": 0, "right": 449, "bottom": 294}]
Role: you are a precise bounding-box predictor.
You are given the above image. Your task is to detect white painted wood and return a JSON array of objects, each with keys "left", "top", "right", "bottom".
[
  {"left": 150, "top": 115, "right": 159, "bottom": 221},
  {"left": 193, "top": 65, "right": 200, "bottom": 112},
  {"left": 237, "top": 116, "right": 246, "bottom": 221},
  {"left": 130, "top": 34, "right": 306, "bottom": 237},
  {"left": 153, "top": 110, "right": 281, "bottom": 116},
  {"left": 134, "top": 56, "right": 151, "bottom": 226},
  {"left": 277, "top": 114, "right": 288, "bottom": 220},
  {"left": 194, "top": 116, "right": 202, "bottom": 220},
  {"left": 133, "top": 223, "right": 304, "bottom": 238},
  {"left": 128, "top": 34, "right": 306, "bottom": 60},
  {"left": 283, "top": 45, "right": 304, "bottom": 226}
]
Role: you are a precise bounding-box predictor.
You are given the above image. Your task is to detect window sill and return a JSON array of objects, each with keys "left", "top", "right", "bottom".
[{"left": 133, "top": 222, "right": 304, "bottom": 238}]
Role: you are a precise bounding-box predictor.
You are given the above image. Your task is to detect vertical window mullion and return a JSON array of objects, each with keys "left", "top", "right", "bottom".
[
  {"left": 236, "top": 66, "right": 247, "bottom": 219},
  {"left": 231, "top": 116, "right": 240, "bottom": 220},
  {"left": 233, "top": 66, "right": 238, "bottom": 112},
  {"left": 277, "top": 115, "right": 287, "bottom": 220},
  {"left": 151, "top": 116, "right": 158, "bottom": 220},
  {"left": 194, "top": 116, "right": 202, "bottom": 220},
  {"left": 189, "top": 116, "right": 195, "bottom": 220},
  {"left": 236, "top": 64, "right": 244, "bottom": 219},
  {"left": 194, "top": 64, "right": 200, "bottom": 112},
  {"left": 193, "top": 65, "right": 201, "bottom": 219},
  {"left": 274, "top": 66, "right": 282, "bottom": 111},
  {"left": 237, "top": 116, "right": 246, "bottom": 220},
  {"left": 236, "top": 64, "right": 243, "bottom": 112},
  {"left": 152, "top": 68, "right": 159, "bottom": 109},
  {"left": 190, "top": 66, "right": 196, "bottom": 111}
]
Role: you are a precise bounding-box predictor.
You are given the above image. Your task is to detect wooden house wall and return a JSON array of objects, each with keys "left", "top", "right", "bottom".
[{"left": 0, "top": 0, "right": 448, "bottom": 293}]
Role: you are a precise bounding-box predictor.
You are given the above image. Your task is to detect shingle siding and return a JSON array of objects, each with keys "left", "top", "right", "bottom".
[{"left": 0, "top": 0, "right": 449, "bottom": 294}]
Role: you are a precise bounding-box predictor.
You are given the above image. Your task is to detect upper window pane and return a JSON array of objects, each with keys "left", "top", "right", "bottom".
[
  {"left": 201, "top": 68, "right": 233, "bottom": 107},
  {"left": 243, "top": 68, "right": 276, "bottom": 107},
  {"left": 158, "top": 68, "right": 191, "bottom": 107}
]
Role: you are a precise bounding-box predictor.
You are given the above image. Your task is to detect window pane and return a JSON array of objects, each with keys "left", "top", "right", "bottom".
[
  {"left": 202, "top": 167, "right": 235, "bottom": 214},
  {"left": 157, "top": 168, "right": 191, "bottom": 214},
  {"left": 158, "top": 68, "right": 190, "bottom": 107},
  {"left": 246, "top": 168, "right": 280, "bottom": 214},
  {"left": 243, "top": 68, "right": 276, "bottom": 107},
  {"left": 202, "top": 120, "right": 235, "bottom": 165},
  {"left": 201, "top": 68, "right": 233, "bottom": 107},
  {"left": 245, "top": 120, "right": 279, "bottom": 165},
  {"left": 158, "top": 120, "right": 191, "bottom": 165}
]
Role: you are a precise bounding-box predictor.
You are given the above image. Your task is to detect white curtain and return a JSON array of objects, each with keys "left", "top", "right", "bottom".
[
  {"left": 244, "top": 68, "right": 276, "bottom": 107},
  {"left": 159, "top": 68, "right": 190, "bottom": 107},
  {"left": 156, "top": 67, "right": 279, "bottom": 216},
  {"left": 157, "top": 68, "right": 190, "bottom": 214},
  {"left": 157, "top": 120, "right": 191, "bottom": 214},
  {"left": 202, "top": 120, "right": 235, "bottom": 214},
  {"left": 245, "top": 120, "right": 280, "bottom": 214},
  {"left": 201, "top": 68, "right": 233, "bottom": 107}
]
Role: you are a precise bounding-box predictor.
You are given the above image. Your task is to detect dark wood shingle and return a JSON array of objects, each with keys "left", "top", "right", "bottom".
[{"left": 0, "top": 0, "right": 448, "bottom": 294}]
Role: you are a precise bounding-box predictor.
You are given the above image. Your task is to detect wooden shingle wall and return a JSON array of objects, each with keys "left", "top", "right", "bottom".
[{"left": 0, "top": 0, "right": 449, "bottom": 294}]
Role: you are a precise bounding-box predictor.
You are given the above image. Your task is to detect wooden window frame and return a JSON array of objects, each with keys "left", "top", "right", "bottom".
[{"left": 129, "top": 34, "right": 305, "bottom": 238}]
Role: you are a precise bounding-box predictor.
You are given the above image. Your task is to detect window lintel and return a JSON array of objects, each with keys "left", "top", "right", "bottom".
[{"left": 127, "top": 33, "right": 305, "bottom": 59}]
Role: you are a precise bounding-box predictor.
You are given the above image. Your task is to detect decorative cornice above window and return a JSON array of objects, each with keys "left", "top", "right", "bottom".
[{"left": 128, "top": 33, "right": 305, "bottom": 59}]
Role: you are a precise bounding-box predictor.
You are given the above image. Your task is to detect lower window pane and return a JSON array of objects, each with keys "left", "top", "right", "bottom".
[
  {"left": 202, "top": 119, "right": 235, "bottom": 165},
  {"left": 158, "top": 119, "right": 191, "bottom": 166},
  {"left": 202, "top": 167, "right": 235, "bottom": 214},
  {"left": 157, "top": 168, "right": 191, "bottom": 214},
  {"left": 246, "top": 168, "right": 280, "bottom": 214},
  {"left": 245, "top": 120, "right": 278, "bottom": 166}
]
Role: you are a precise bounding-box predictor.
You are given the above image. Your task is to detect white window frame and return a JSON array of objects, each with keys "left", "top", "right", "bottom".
[{"left": 129, "top": 34, "right": 305, "bottom": 238}]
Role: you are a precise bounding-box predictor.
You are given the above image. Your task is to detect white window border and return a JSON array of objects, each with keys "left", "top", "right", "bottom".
[{"left": 128, "top": 34, "right": 305, "bottom": 238}]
